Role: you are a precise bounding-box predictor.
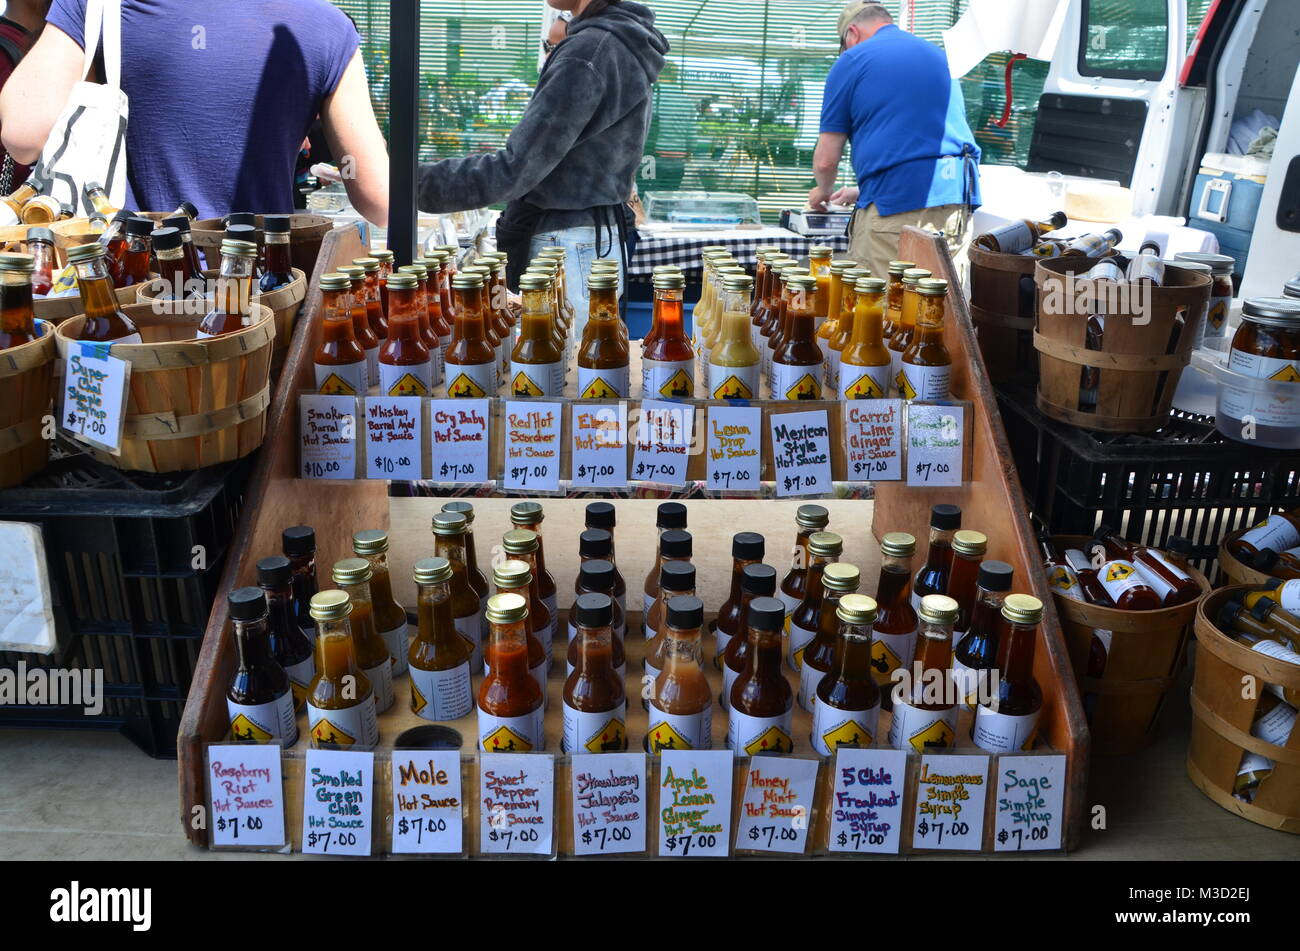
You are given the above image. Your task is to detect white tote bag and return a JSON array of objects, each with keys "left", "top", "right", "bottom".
[{"left": 30, "top": 0, "right": 129, "bottom": 214}]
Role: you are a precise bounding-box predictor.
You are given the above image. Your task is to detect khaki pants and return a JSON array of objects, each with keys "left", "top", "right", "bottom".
[{"left": 847, "top": 203, "right": 970, "bottom": 281}]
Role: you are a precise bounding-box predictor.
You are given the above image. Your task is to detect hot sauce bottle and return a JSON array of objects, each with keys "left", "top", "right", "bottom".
[
  {"left": 827, "top": 267, "right": 868, "bottom": 394},
  {"left": 409, "top": 557, "right": 474, "bottom": 721},
  {"left": 714, "top": 532, "right": 766, "bottom": 671},
  {"left": 899, "top": 278, "right": 953, "bottom": 401},
  {"left": 442, "top": 501, "right": 491, "bottom": 638},
  {"left": 374, "top": 248, "right": 395, "bottom": 310},
  {"left": 913, "top": 503, "right": 962, "bottom": 610},
  {"left": 1089, "top": 533, "right": 1163, "bottom": 609},
  {"left": 354, "top": 256, "right": 388, "bottom": 341},
  {"left": 445, "top": 270, "right": 498, "bottom": 397},
  {"left": 584, "top": 501, "right": 623, "bottom": 588},
  {"left": 571, "top": 557, "right": 627, "bottom": 649},
  {"left": 816, "top": 260, "right": 853, "bottom": 362},
  {"left": 502, "top": 528, "right": 555, "bottom": 669},
  {"left": 888, "top": 594, "right": 959, "bottom": 752},
  {"left": 773, "top": 273, "right": 824, "bottom": 400},
  {"left": 25, "top": 228, "right": 55, "bottom": 297},
  {"left": 67, "top": 243, "right": 142, "bottom": 343},
  {"left": 887, "top": 267, "right": 931, "bottom": 395},
  {"left": 643, "top": 269, "right": 694, "bottom": 399},
  {"left": 779, "top": 504, "right": 829, "bottom": 617},
  {"left": 306, "top": 590, "right": 379, "bottom": 748},
  {"left": 576, "top": 529, "right": 627, "bottom": 622},
  {"left": 563, "top": 593, "right": 627, "bottom": 753},
  {"left": 883, "top": 260, "right": 912, "bottom": 340},
  {"left": 196, "top": 239, "right": 258, "bottom": 339},
  {"left": 397, "top": 262, "right": 442, "bottom": 387},
  {"left": 257, "top": 557, "right": 315, "bottom": 713},
  {"left": 492, "top": 559, "right": 550, "bottom": 704},
  {"left": 510, "top": 501, "right": 559, "bottom": 628},
  {"left": 950, "top": 560, "right": 1015, "bottom": 709},
  {"left": 840, "top": 276, "right": 892, "bottom": 399},
  {"left": 422, "top": 252, "right": 455, "bottom": 368},
  {"left": 338, "top": 265, "right": 379, "bottom": 386},
  {"left": 797, "top": 561, "right": 860, "bottom": 712},
  {"left": 808, "top": 244, "right": 834, "bottom": 330},
  {"left": 643, "top": 530, "right": 692, "bottom": 642},
  {"left": 478, "top": 593, "right": 545, "bottom": 752},
  {"left": 758, "top": 257, "right": 792, "bottom": 381},
  {"left": 225, "top": 588, "right": 298, "bottom": 744},
  {"left": 314, "top": 273, "right": 369, "bottom": 396},
  {"left": 947, "top": 529, "right": 988, "bottom": 639},
  {"left": 709, "top": 271, "right": 762, "bottom": 400},
  {"left": 260, "top": 214, "right": 295, "bottom": 292},
  {"left": 648, "top": 594, "right": 711, "bottom": 753},
  {"left": 577, "top": 271, "right": 629, "bottom": 399},
  {"left": 750, "top": 248, "right": 778, "bottom": 333},
  {"left": 728, "top": 596, "right": 795, "bottom": 757},
  {"left": 871, "top": 532, "right": 919, "bottom": 708},
  {"left": 351, "top": 530, "right": 410, "bottom": 677},
  {"left": 377, "top": 271, "right": 433, "bottom": 396},
  {"left": 641, "top": 502, "right": 688, "bottom": 620},
  {"left": 511, "top": 271, "right": 564, "bottom": 397},
  {"left": 701, "top": 264, "right": 745, "bottom": 372},
  {"left": 1227, "top": 511, "right": 1300, "bottom": 564},
  {"left": 118, "top": 216, "right": 154, "bottom": 286},
  {"left": 1233, "top": 693, "right": 1298, "bottom": 802},
  {"left": 811, "top": 593, "right": 881, "bottom": 755},
  {"left": 331, "top": 559, "right": 396, "bottom": 713},
  {"left": 723, "top": 563, "right": 778, "bottom": 712},
  {"left": 971, "top": 594, "right": 1044, "bottom": 752},
  {"left": 0, "top": 252, "right": 39, "bottom": 349},
  {"left": 645, "top": 561, "right": 697, "bottom": 687},
  {"left": 1094, "top": 527, "right": 1199, "bottom": 606},
  {"left": 788, "top": 530, "right": 843, "bottom": 672},
  {"left": 1040, "top": 533, "right": 1083, "bottom": 602},
  {"left": 283, "top": 526, "right": 319, "bottom": 640},
  {"left": 432, "top": 511, "right": 486, "bottom": 669},
  {"left": 485, "top": 254, "right": 515, "bottom": 376}
]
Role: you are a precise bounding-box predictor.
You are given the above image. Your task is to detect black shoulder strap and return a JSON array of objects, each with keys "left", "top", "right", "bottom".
[{"left": 0, "top": 32, "right": 24, "bottom": 68}]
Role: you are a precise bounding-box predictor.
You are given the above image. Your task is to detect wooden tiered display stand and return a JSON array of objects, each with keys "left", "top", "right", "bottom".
[{"left": 177, "top": 227, "right": 1089, "bottom": 854}]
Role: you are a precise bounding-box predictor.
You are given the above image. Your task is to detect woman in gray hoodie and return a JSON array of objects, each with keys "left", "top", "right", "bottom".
[{"left": 418, "top": 0, "right": 668, "bottom": 330}]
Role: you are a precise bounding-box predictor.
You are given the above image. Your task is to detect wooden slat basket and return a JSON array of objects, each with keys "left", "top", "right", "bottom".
[
  {"left": 968, "top": 244, "right": 1038, "bottom": 385},
  {"left": 191, "top": 214, "right": 332, "bottom": 275},
  {"left": 1218, "top": 526, "right": 1280, "bottom": 587},
  {"left": 1189, "top": 586, "right": 1300, "bottom": 833},
  {"left": 1033, "top": 258, "right": 1210, "bottom": 432},
  {"left": 1052, "top": 535, "right": 1209, "bottom": 755},
  {"left": 53, "top": 301, "right": 275, "bottom": 473},
  {"left": 0, "top": 323, "right": 58, "bottom": 489}
]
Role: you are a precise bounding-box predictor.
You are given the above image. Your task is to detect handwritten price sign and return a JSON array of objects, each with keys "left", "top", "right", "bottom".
[
  {"left": 735, "top": 756, "right": 818, "bottom": 855},
  {"left": 632, "top": 400, "right": 694, "bottom": 488},
  {"left": 906, "top": 403, "right": 965, "bottom": 487},
  {"left": 365, "top": 396, "right": 423, "bottom": 480},
  {"left": 299, "top": 394, "right": 358, "bottom": 480},
  {"left": 503, "top": 401, "right": 561, "bottom": 493},
  {"left": 391, "top": 752, "right": 463, "bottom": 855},
  {"left": 570, "top": 403, "right": 628, "bottom": 489},
  {"left": 657, "top": 750, "right": 732, "bottom": 858},
  {"left": 571, "top": 752, "right": 647, "bottom": 856},
  {"left": 705, "top": 405, "right": 762, "bottom": 492},
  {"left": 479, "top": 753, "right": 555, "bottom": 857},
  {"left": 207, "top": 744, "right": 286, "bottom": 850},
  {"left": 428, "top": 399, "right": 490, "bottom": 485},
  {"left": 843, "top": 399, "right": 902, "bottom": 482},
  {"left": 993, "top": 754, "right": 1065, "bottom": 852},
  {"left": 912, "top": 753, "right": 989, "bottom": 852},
  {"left": 301, "top": 749, "right": 374, "bottom": 856},
  {"left": 770, "top": 410, "right": 832, "bottom": 497},
  {"left": 60, "top": 342, "right": 129, "bottom": 454},
  {"left": 827, "top": 748, "right": 907, "bottom": 854}
]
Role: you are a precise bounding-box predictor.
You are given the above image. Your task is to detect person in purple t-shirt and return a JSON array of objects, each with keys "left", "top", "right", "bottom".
[{"left": 0, "top": 0, "right": 388, "bottom": 224}]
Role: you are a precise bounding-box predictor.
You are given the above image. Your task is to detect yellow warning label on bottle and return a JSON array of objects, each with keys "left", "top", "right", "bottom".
[
  {"left": 1105, "top": 562, "right": 1134, "bottom": 583},
  {"left": 657, "top": 368, "right": 694, "bottom": 398},
  {"left": 482, "top": 723, "right": 534, "bottom": 753},
  {"left": 511, "top": 369, "right": 545, "bottom": 397},
  {"left": 782, "top": 373, "right": 822, "bottom": 401},
  {"left": 648, "top": 721, "right": 689, "bottom": 753},
  {"left": 1048, "top": 567, "right": 1075, "bottom": 590},
  {"left": 896, "top": 369, "right": 917, "bottom": 401},
  {"left": 447, "top": 371, "right": 488, "bottom": 399},
  {"left": 843, "top": 372, "right": 885, "bottom": 400},
  {"left": 820, "top": 718, "right": 873, "bottom": 750},
  {"left": 310, "top": 717, "right": 358, "bottom": 747},
  {"left": 318, "top": 372, "right": 358, "bottom": 396},
  {"left": 870, "top": 639, "right": 904, "bottom": 679},
  {"left": 410, "top": 680, "right": 428, "bottom": 716},
  {"left": 743, "top": 724, "right": 794, "bottom": 756},
  {"left": 1269, "top": 364, "right": 1300, "bottom": 383},
  {"left": 907, "top": 717, "right": 955, "bottom": 753},
  {"left": 383, "top": 371, "right": 428, "bottom": 397},
  {"left": 1207, "top": 298, "right": 1227, "bottom": 330},
  {"left": 583, "top": 717, "right": 628, "bottom": 753},
  {"left": 711, "top": 374, "right": 755, "bottom": 400},
  {"left": 230, "top": 713, "right": 273, "bottom": 743},
  {"left": 580, "top": 375, "right": 621, "bottom": 399}
]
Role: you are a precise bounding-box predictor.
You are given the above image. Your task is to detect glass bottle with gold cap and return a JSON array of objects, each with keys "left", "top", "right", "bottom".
[
  {"left": 888, "top": 593, "right": 959, "bottom": 752},
  {"left": 499, "top": 529, "right": 554, "bottom": 666},
  {"left": 331, "top": 558, "right": 395, "bottom": 713},
  {"left": 708, "top": 271, "right": 762, "bottom": 400},
  {"left": 692, "top": 248, "right": 730, "bottom": 367},
  {"left": 642, "top": 269, "right": 694, "bottom": 399},
  {"left": 816, "top": 260, "right": 854, "bottom": 366},
  {"left": 787, "top": 531, "right": 842, "bottom": 673},
  {"left": 797, "top": 561, "right": 860, "bottom": 712},
  {"left": 431, "top": 511, "right": 485, "bottom": 671},
  {"left": 887, "top": 266, "right": 930, "bottom": 393},
  {"left": 839, "top": 276, "right": 892, "bottom": 399},
  {"left": 478, "top": 592, "right": 545, "bottom": 752},
  {"left": 353, "top": 256, "right": 388, "bottom": 340},
  {"left": 373, "top": 247, "right": 395, "bottom": 303},
  {"left": 0, "top": 252, "right": 39, "bottom": 349},
  {"left": 759, "top": 256, "right": 793, "bottom": 382},
  {"left": 377, "top": 272, "right": 433, "bottom": 396},
  {"left": 973, "top": 594, "right": 1045, "bottom": 753},
  {"left": 408, "top": 557, "right": 474, "bottom": 721},
  {"left": 492, "top": 559, "right": 550, "bottom": 703},
  {"left": 577, "top": 270, "right": 629, "bottom": 399},
  {"left": 899, "top": 278, "right": 953, "bottom": 401},
  {"left": 445, "top": 269, "right": 497, "bottom": 398},
  {"left": 947, "top": 529, "right": 988, "bottom": 638},
  {"left": 871, "top": 532, "right": 919, "bottom": 705},
  {"left": 196, "top": 239, "right": 259, "bottom": 338},
  {"left": 440, "top": 500, "right": 490, "bottom": 637},
  {"left": 313, "top": 273, "right": 368, "bottom": 396},
  {"left": 423, "top": 252, "right": 456, "bottom": 364},
  {"left": 827, "top": 266, "right": 868, "bottom": 392},
  {"left": 67, "top": 243, "right": 142, "bottom": 343},
  {"left": 563, "top": 593, "right": 628, "bottom": 753},
  {"left": 591, "top": 259, "right": 627, "bottom": 346},
  {"left": 700, "top": 264, "right": 745, "bottom": 371},
  {"left": 808, "top": 244, "right": 834, "bottom": 330},
  {"left": 811, "top": 593, "right": 880, "bottom": 755},
  {"left": 305, "top": 590, "right": 380, "bottom": 749},
  {"left": 883, "top": 260, "right": 911, "bottom": 340},
  {"left": 483, "top": 253, "right": 514, "bottom": 376},
  {"left": 511, "top": 271, "right": 563, "bottom": 397},
  {"left": 351, "top": 530, "right": 409, "bottom": 676},
  {"left": 0, "top": 180, "right": 38, "bottom": 226},
  {"left": 463, "top": 262, "right": 505, "bottom": 380},
  {"left": 225, "top": 587, "right": 298, "bottom": 744},
  {"left": 751, "top": 246, "right": 781, "bottom": 325},
  {"left": 397, "top": 261, "right": 442, "bottom": 388},
  {"left": 773, "top": 273, "right": 824, "bottom": 400},
  {"left": 339, "top": 264, "right": 380, "bottom": 386},
  {"left": 778, "top": 504, "right": 829, "bottom": 618},
  {"left": 510, "top": 502, "right": 558, "bottom": 621}
]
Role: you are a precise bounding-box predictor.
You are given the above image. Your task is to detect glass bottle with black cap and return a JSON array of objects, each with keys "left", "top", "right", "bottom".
[
  {"left": 714, "top": 532, "right": 765, "bottom": 672},
  {"left": 567, "top": 561, "right": 626, "bottom": 681},
  {"left": 256, "top": 556, "right": 314, "bottom": 713},
  {"left": 723, "top": 563, "right": 777, "bottom": 713},
  {"left": 282, "top": 526, "right": 318, "bottom": 640},
  {"left": 563, "top": 593, "right": 627, "bottom": 753},
  {"left": 643, "top": 531, "right": 692, "bottom": 642},
  {"left": 576, "top": 529, "right": 627, "bottom": 622},
  {"left": 648, "top": 594, "right": 711, "bottom": 752},
  {"left": 728, "top": 596, "right": 795, "bottom": 757},
  {"left": 641, "top": 502, "right": 688, "bottom": 619},
  {"left": 950, "top": 560, "right": 1015, "bottom": 709},
  {"left": 226, "top": 587, "right": 298, "bottom": 745},
  {"left": 913, "top": 503, "right": 962, "bottom": 610},
  {"left": 260, "top": 214, "right": 295, "bottom": 292}
]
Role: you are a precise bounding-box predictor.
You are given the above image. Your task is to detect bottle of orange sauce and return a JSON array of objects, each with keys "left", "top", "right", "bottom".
[
  {"left": 577, "top": 270, "right": 629, "bottom": 398},
  {"left": 478, "top": 593, "right": 545, "bottom": 752},
  {"left": 444, "top": 269, "right": 498, "bottom": 398},
  {"left": 899, "top": 278, "right": 953, "bottom": 401},
  {"left": 377, "top": 271, "right": 433, "bottom": 396},
  {"left": 313, "top": 272, "right": 368, "bottom": 396},
  {"left": 826, "top": 266, "right": 870, "bottom": 393},
  {"left": 839, "top": 276, "right": 892, "bottom": 400},
  {"left": 338, "top": 264, "right": 380, "bottom": 387},
  {"left": 886, "top": 267, "right": 930, "bottom": 396}
]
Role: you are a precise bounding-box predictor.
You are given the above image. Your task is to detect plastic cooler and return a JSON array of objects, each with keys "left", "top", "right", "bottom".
[{"left": 1189, "top": 153, "right": 1269, "bottom": 276}]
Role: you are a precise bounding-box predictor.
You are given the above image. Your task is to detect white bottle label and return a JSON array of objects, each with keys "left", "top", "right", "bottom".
[
  {"left": 1222, "top": 352, "right": 1300, "bottom": 428},
  {"left": 1251, "top": 638, "right": 1300, "bottom": 668},
  {"left": 315, "top": 360, "right": 368, "bottom": 396},
  {"left": 722, "top": 662, "right": 741, "bottom": 718},
  {"left": 409, "top": 660, "right": 473, "bottom": 721},
  {"left": 1237, "top": 515, "right": 1300, "bottom": 556},
  {"left": 378, "top": 621, "right": 409, "bottom": 676},
  {"left": 715, "top": 627, "right": 732, "bottom": 671},
  {"left": 949, "top": 653, "right": 986, "bottom": 710},
  {"left": 478, "top": 708, "right": 544, "bottom": 752},
  {"left": 1046, "top": 563, "right": 1084, "bottom": 600},
  {"left": 227, "top": 693, "right": 298, "bottom": 745},
  {"left": 561, "top": 700, "right": 627, "bottom": 753},
  {"left": 772, "top": 361, "right": 824, "bottom": 401},
  {"left": 983, "top": 220, "right": 1034, "bottom": 254},
  {"left": 840, "top": 363, "right": 891, "bottom": 400},
  {"left": 307, "top": 695, "right": 378, "bottom": 748},
  {"left": 365, "top": 347, "right": 379, "bottom": 387},
  {"left": 972, "top": 707, "right": 1040, "bottom": 753},
  {"left": 871, "top": 626, "right": 918, "bottom": 682},
  {"left": 362, "top": 658, "right": 395, "bottom": 714},
  {"left": 647, "top": 705, "right": 712, "bottom": 752},
  {"left": 811, "top": 698, "right": 880, "bottom": 756},
  {"left": 445, "top": 360, "right": 496, "bottom": 399},
  {"left": 798, "top": 659, "right": 829, "bottom": 712},
  {"left": 1098, "top": 559, "right": 1152, "bottom": 604},
  {"left": 282, "top": 656, "right": 315, "bottom": 710},
  {"left": 577, "top": 364, "right": 629, "bottom": 400},
  {"left": 1202, "top": 294, "right": 1231, "bottom": 341},
  {"left": 1254, "top": 701, "right": 1298, "bottom": 746},
  {"left": 887, "top": 700, "right": 957, "bottom": 752},
  {"left": 379, "top": 359, "right": 433, "bottom": 397},
  {"left": 709, "top": 361, "right": 760, "bottom": 400},
  {"left": 642, "top": 358, "right": 695, "bottom": 399},
  {"left": 898, "top": 361, "right": 950, "bottom": 401},
  {"left": 455, "top": 613, "right": 482, "bottom": 672},
  {"left": 787, "top": 618, "right": 817, "bottom": 671},
  {"left": 510, "top": 360, "right": 561, "bottom": 398},
  {"left": 1276, "top": 579, "right": 1300, "bottom": 615},
  {"left": 728, "top": 707, "right": 795, "bottom": 758}
]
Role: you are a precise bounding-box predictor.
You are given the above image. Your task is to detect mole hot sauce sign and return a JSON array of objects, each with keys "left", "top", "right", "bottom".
[
  {"left": 657, "top": 749, "right": 732, "bottom": 858},
  {"left": 391, "top": 751, "right": 464, "bottom": 855}
]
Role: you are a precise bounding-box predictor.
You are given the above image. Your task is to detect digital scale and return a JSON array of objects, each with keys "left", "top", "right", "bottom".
[{"left": 785, "top": 208, "right": 853, "bottom": 238}]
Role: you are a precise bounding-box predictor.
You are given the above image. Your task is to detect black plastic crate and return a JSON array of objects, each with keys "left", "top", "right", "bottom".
[
  {"left": 0, "top": 450, "right": 252, "bottom": 756},
  {"left": 996, "top": 385, "right": 1300, "bottom": 584}
]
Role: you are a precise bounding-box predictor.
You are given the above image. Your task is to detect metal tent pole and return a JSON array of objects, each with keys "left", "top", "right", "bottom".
[{"left": 388, "top": 0, "right": 420, "bottom": 266}]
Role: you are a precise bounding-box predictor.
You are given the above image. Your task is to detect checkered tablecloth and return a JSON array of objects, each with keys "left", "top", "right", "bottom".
[{"left": 628, "top": 226, "right": 851, "bottom": 277}]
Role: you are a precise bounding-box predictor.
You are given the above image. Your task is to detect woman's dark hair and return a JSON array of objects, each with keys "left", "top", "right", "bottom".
[{"left": 574, "top": 0, "right": 622, "bottom": 22}]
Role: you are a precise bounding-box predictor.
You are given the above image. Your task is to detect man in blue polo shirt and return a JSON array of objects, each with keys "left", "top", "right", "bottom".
[{"left": 809, "top": 1, "right": 981, "bottom": 278}]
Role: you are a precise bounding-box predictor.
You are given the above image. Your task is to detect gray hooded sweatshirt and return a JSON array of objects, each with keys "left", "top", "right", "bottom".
[{"left": 417, "top": 2, "right": 668, "bottom": 233}]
